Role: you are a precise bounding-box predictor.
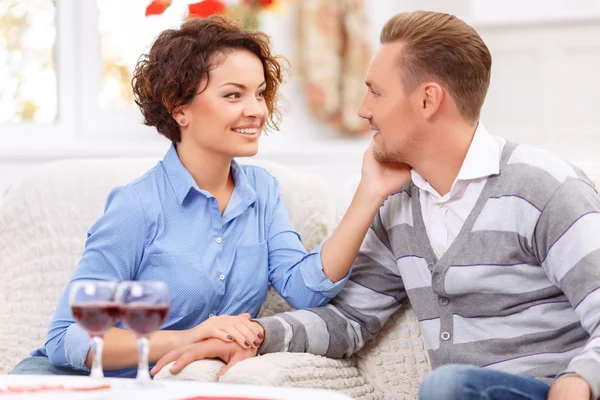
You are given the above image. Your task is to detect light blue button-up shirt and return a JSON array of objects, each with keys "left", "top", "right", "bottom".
[{"left": 32, "top": 145, "right": 348, "bottom": 377}]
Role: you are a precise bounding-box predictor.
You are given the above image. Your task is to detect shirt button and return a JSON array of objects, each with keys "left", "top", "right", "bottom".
[
  {"left": 208, "top": 313, "right": 214, "bottom": 318},
  {"left": 219, "top": 274, "right": 225, "bottom": 281},
  {"left": 439, "top": 297, "right": 449, "bottom": 306},
  {"left": 427, "top": 263, "right": 434, "bottom": 271},
  {"left": 435, "top": 202, "right": 444, "bottom": 209},
  {"left": 216, "top": 237, "right": 222, "bottom": 244},
  {"left": 441, "top": 331, "right": 451, "bottom": 341}
]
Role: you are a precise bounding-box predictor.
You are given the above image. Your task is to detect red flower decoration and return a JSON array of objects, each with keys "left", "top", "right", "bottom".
[
  {"left": 188, "top": 0, "right": 226, "bottom": 19},
  {"left": 241, "top": 0, "right": 275, "bottom": 6},
  {"left": 145, "top": 0, "right": 171, "bottom": 16}
]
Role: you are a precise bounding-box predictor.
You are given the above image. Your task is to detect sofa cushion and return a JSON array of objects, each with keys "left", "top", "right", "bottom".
[
  {"left": 354, "top": 303, "right": 430, "bottom": 400},
  {"left": 155, "top": 353, "right": 378, "bottom": 400},
  {"left": 589, "top": 173, "right": 600, "bottom": 189},
  {"left": 154, "top": 359, "right": 224, "bottom": 382}
]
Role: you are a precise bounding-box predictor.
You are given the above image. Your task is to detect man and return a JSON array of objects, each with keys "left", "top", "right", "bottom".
[{"left": 152, "top": 11, "right": 600, "bottom": 400}]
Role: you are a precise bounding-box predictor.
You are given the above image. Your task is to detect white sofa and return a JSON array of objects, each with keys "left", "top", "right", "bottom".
[
  {"left": 3, "top": 158, "right": 596, "bottom": 399},
  {"left": 0, "top": 158, "right": 431, "bottom": 400}
]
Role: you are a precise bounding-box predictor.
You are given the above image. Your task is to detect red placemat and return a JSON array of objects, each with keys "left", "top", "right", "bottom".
[{"left": 0, "top": 383, "right": 111, "bottom": 394}]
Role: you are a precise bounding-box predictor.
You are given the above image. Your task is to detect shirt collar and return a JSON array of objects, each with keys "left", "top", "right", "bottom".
[
  {"left": 229, "top": 159, "right": 257, "bottom": 209},
  {"left": 456, "top": 122, "right": 500, "bottom": 181},
  {"left": 161, "top": 144, "right": 257, "bottom": 207},
  {"left": 410, "top": 123, "right": 500, "bottom": 195}
]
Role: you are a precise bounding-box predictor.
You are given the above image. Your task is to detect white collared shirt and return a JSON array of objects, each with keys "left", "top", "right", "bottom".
[{"left": 411, "top": 124, "right": 506, "bottom": 259}]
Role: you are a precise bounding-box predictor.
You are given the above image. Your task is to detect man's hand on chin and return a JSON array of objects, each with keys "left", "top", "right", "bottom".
[
  {"left": 150, "top": 338, "right": 258, "bottom": 379},
  {"left": 548, "top": 375, "right": 591, "bottom": 400}
]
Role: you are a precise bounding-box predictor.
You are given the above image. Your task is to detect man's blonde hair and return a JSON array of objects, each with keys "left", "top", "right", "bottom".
[{"left": 381, "top": 11, "right": 492, "bottom": 121}]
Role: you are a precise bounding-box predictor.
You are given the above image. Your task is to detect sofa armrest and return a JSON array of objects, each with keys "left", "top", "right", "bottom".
[{"left": 220, "top": 353, "right": 379, "bottom": 400}]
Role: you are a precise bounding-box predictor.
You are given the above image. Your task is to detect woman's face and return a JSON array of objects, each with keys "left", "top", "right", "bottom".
[{"left": 176, "top": 49, "right": 269, "bottom": 159}]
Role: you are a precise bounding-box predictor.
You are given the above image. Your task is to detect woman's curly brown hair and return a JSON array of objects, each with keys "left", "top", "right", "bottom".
[{"left": 132, "top": 15, "right": 287, "bottom": 143}]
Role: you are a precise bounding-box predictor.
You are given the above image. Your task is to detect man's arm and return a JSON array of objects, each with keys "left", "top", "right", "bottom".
[
  {"left": 534, "top": 177, "right": 600, "bottom": 399},
  {"left": 259, "top": 208, "right": 407, "bottom": 358},
  {"left": 151, "top": 203, "right": 409, "bottom": 376}
]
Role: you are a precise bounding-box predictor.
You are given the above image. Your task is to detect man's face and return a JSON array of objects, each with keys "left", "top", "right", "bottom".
[{"left": 358, "top": 42, "right": 421, "bottom": 164}]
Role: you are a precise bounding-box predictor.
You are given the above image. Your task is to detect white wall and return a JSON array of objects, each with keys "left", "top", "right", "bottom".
[{"left": 1, "top": 1, "right": 600, "bottom": 204}]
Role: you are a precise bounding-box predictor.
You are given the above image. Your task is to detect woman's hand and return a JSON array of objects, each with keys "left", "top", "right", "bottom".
[
  {"left": 185, "top": 313, "right": 265, "bottom": 349},
  {"left": 360, "top": 142, "right": 412, "bottom": 201},
  {"left": 318, "top": 143, "right": 412, "bottom": 283}
]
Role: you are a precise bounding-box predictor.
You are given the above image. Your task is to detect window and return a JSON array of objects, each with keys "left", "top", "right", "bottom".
[
  {"left": 97, "top": 0, "right": 203, "bottom": 109},
  {"left": 0, "top": 0, "right": 57, "bottom": 123},
  {"left": 97, "top": 0, "right": 198, "bottom": 108},
  {"left": 76, "top": 0, "right": 203, "bottom": 139}
]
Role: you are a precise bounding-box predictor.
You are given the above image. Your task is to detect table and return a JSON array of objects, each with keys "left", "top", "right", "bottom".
[{"left": 0, "top": 375, "right": 353, "bottom": 400}]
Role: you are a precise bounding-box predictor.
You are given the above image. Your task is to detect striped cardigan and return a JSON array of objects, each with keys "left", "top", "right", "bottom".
[{"left": 258, "top": 141, "right": 600, "bottom": 398}]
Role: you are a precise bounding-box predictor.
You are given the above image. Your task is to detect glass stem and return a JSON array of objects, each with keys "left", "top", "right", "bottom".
[
  {"left": 90, "top": 336, "right": 104, "bottom": 379},
  {"left": 136, "top": 336, "right": 151, "bottom": 382}
]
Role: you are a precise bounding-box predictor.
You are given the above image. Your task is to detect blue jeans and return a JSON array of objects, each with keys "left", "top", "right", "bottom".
[
  {"left": 9, "top": 356, "right": 88, "bottom": 376},
  {"left": 419, "top": 364, "right": 551, "bottom": 400}
]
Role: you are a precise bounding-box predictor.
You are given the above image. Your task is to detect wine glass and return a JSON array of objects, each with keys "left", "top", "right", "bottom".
[
  {"left": 117, "top": 281, "right": 169, "bottom": 384},
  {"left": 69, "top": 280, "right": 119, "bottom": 379}
]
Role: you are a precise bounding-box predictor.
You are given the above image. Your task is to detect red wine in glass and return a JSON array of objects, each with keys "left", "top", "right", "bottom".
[
  {"left": 69, "top": 280, "right": 118, "bottom": 379},
  {"left": 71, "top": 302, "right": 120, "bottom": 336},
  {"left": 120, "top": 304, "right": 169, "bottom": 336},
  {"left": 117, "top": 281, "right": 170, "bottom": 385}
]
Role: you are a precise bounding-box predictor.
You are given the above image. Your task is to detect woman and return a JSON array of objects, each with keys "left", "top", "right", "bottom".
[{"left": 11, "top": 16, "right": 409, "bottom": 378}]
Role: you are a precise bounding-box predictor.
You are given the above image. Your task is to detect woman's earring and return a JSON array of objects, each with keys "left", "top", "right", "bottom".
[{"left": 179, "top": 118, "right": 187, "bottom": 126}]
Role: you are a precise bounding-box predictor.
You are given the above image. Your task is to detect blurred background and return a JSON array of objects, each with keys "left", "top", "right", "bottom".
[{"left": 1, "top": 0, "right": 599, "bottom": 203}]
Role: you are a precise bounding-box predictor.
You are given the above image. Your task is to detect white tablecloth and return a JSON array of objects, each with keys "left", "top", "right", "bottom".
[{"left": 0, "top": 375, "right": 353, "bottom": 400}]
